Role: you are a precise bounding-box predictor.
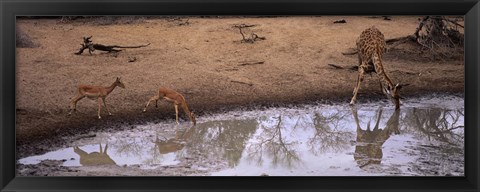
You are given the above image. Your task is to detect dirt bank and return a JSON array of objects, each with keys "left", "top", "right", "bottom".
[{"left": 15, "top": 16, "right": 464, "bottom": 159}]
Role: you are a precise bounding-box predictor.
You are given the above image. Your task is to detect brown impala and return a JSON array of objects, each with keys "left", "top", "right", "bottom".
[
  {"left": 68, "top": 77, "right": 125, "bottom": 119},
  {"left": 143, "top": 87, "right": 196, "bottom": 125}
]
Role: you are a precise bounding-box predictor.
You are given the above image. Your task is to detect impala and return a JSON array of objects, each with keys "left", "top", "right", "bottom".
[
  {"left": 68, "top": 77, "right": 125, "bottom": 119},
  {"left": 143, "top": 87, "right": 196, "bottom": 125}
]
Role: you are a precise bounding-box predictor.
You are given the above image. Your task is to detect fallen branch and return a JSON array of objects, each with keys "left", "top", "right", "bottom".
[
  {"left": 391, "top": 70, "right": 419, "bottom": 75},
  {"left": 385, "top": 35, "right": 416, "bottom": 44},
  {"left": 128, "top": 56, "right": 137, "bottom": 62},
  {"left": 238, "top": 61, "right": 265, "bottom": 66},
  {"left": 385, "top": 35, "right": 417, "bottom": 49},
  {"left": 342, "top": 50, "right": 358, "bottom": 55},
  {"left": 233, "top": 24, "right": 266, "bottom": 43},
  {"left": 231, "top": 80, "right": 253, "bottom": 86},
  {"left": 341, "top": 47, "right": 358, "bottom": 55},
  {"left": 328, "top": 63, "right": 375, "bottom": 73},
  {"left": 75, "top": 36, "right": 150, "bottom": 55},
  {"left": 233, "top": 24, "right": 257, "bottom": 28},
  {"left": 167, "top": 17, "right": 191, "bottom": 26},
  {"left": 328, "top": 64, "right": 358, "bottom": 71},
  {"left": 178, "top": 18, "right": 190, "bottom": 26},
  {"left": 328, "top": 64, "right": 346, "bottom": 69}
]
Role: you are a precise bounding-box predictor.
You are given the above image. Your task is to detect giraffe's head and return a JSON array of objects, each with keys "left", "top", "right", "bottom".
[
  {"left": 388, "top": 83, "right": 405, "bottom": 110},
  {"left": 115, "top": 77, "right": 126, "bottom": 88}
]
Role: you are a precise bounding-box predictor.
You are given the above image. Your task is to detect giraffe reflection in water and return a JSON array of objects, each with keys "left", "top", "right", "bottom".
[
  {"left": 351, "top": 106, "right": 400, "bottom": 169},
  {"left": 73, "top": 143, "right": 116, "bottom": 166}
]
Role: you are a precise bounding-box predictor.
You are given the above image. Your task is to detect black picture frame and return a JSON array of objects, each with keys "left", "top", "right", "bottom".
[{"left": 1, "top": 0, "right": 479, "bottom": 191}]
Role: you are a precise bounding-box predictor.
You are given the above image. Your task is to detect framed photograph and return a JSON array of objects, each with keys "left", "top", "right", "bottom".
[{"left": 1, "top": 0, "right": 479, "bottom": 191}]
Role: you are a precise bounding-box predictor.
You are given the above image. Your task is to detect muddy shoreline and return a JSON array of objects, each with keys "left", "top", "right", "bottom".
[{"left": 16, "top": 91, "right": 464, "bottom": 160}]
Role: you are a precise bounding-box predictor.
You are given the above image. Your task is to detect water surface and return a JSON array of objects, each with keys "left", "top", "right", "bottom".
[{"left": 19, "top": 95, "right": 465, "bottom": 176}]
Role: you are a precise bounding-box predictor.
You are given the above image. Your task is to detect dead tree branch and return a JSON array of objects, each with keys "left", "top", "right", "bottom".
[
  {"left": 328, "top": 63, "right": 376, "bottom": 74},
  {"left": 328, "top": 64, "right": 358, "bottom": 71},
  {"left": 414, "top": 16, "right": 430, "bottom": 40},
  {"left": 75, "top": 36, "right": 150, "bottom": 55},
  {"left": 341, "top": 48, "right": 358, "bottom": 55},
  {"left": 443, "top": 18, "right": 464, "bottom": 28},
  {"left": 413, "top": 16, "right": 464, "bottom": 58},
  {"left": 168, "top": 17, "right": 190, "bottom": 26},
  {"left": 233, "top": 24, "right": 257, "bottom": 28},
  {"left": 231, "top": 80, "right": 253, "bottom": 86},
  {"left": 238, "top": 61, "right": 265, "bottom": 66},
  {"left": 233, "top": 24, "right": 266, "bottom": 43},
  {"left": 385, "top": 36, "right": 416, "bottom": 44}
]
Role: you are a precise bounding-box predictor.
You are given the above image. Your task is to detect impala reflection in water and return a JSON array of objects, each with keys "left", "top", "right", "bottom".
[
  {"left": 74, "top": 143, "right": 116, "bottom": 166},
  {"left": 19, "top": 96, "right": 464, "bottom": 176}
]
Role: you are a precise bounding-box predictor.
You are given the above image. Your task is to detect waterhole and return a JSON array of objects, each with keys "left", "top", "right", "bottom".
[{"left": 19, "top": 95, "right": 464, "bottom": 176}]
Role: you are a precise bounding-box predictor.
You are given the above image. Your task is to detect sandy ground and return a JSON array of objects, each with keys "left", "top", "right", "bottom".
[{"left": 15, "top": 16, "right": 464, "bottom": 162}]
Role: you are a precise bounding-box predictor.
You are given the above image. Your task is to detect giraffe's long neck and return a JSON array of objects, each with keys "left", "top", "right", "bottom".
[{"left": 372, "top": 54, "right": 395, "bottom": 91}]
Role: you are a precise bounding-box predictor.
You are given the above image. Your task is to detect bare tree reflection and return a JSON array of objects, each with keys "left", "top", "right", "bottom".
[
  {"left": 351, "top": 107, "right": 400, "bottom": 169},
  {"left": 401, "top": 108, "right": 464, "bottom": 176},
  {"left": 154, "top": 125, "right": 196, "bottom": 154},
  {"left": 113, "top": 138, "right": 146, "bottom": 158},
  {"left": 192, "top": 119, "right": 258, "bottom": 167},
  {"left": 310, "top": 110, "right": 354, "bottom": 155},
  {"left": 404, "top": 108, "right": 464, "bottom": 145},
  {"left": 73, "top": 143, "right": 116, "bottom": 166},
  {"left": 246, "top": 116, "right": 300, "bottom": 168}
]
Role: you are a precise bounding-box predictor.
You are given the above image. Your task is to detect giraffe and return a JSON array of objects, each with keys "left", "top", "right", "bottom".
[{"left": 350, "top": 26, "right": 404, "bottom": 109}]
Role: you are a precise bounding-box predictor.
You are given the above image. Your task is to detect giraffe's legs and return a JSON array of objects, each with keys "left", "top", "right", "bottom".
[{"left": 350, "top": 65, "right": 366, "bottom": 105}]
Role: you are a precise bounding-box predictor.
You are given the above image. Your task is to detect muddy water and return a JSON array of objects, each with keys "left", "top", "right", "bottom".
[{"left": 18, "top": 95, "right": 464, "bottom": 176}]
